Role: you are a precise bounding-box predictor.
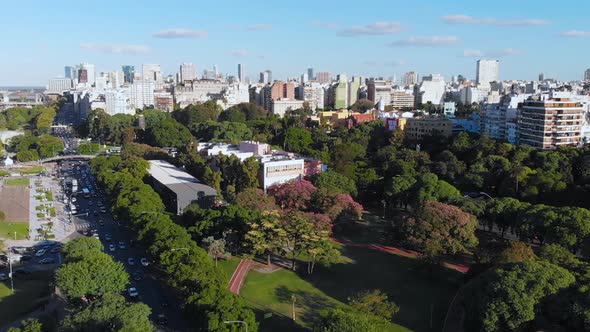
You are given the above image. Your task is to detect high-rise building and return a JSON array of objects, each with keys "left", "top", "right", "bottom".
[
  {"left": 79, "top": 63, "right": 96, "bottom": 86},
  {"left": 402, "top": 71, "right": 418, "bottom": 86},
  {"left": 48, "top": 78, "right": 73, "bottom": 92},
  {"left": 538, "top": 73, "right": 545, "bottom": 81},
  {"left": 128, "top": 80, "right": 156, "bottom": 109},
  {"left": 122, "top": 66, "right": 135, "bottom": 84},
  {"left": 142, "top": 64, "right": 162, "bottom": 83},
  {"left": 316, "top": 72, "right": 332, "bottom": 84},
  {"left": 584, "top": 69, "right": 590, "bottom": 81},
  {"left": 78, "top": 69, "right": 88, "bottom": 84},
  {"left": 180, "top": 63, "right": 196, "bottom": 82},
  {"left": 476, "top": 60, "right": 499, "bottom": 86},
  {"left": 519, "top": 95, "right": 583, "bottom": 149},
  {"left": 259, "top": 70, "right": 272, "bottom": 84},
  {"left": 307, "top": 67, "right": 314, "bottom": 81},
  {"left": 367, "top": 79, "right": 391, "bottom": 105},
  {"left": 238, "top": 64, "right": 245, "bottom": 83},
  {"left": 64, "top": 66, "right": 75, "bottom": 79}
]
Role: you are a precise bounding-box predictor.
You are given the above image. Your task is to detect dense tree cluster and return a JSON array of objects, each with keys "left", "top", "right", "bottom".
[
  {"left": 55, "top": 237, "right": 153, "bottom": 331},
  {"left": 10, "top": 134, "right": 63, "bottom": 161},
  {"left": 0, "top": 105, "right": 56, "bottom": 134},
  {"left": 89, "top": 155, "right": 258, "bottom": 331}
]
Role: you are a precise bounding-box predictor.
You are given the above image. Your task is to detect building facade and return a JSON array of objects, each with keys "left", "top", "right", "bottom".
[
  {"left": 180, "top": 63, "right": 196, "bottom": 82},
  {"left": 404, "top": 116, "right": 453, "bottom": 141},
  {"left": 48, "top": 78, "right": 73, "bottom": 92},
  {"left": 476, "top": 60, "right": 499, "bottom": 86}
]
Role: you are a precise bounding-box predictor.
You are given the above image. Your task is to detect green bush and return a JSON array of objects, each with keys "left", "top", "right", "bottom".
[
  {"left": 36, "top": 213, "right": 45, "bottom": 218},
  {"left": 77, "top": 143, "right": 100, "bottom": 155}
]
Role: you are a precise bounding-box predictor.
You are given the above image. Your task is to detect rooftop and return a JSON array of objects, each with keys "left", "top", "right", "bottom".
[{"left": 148, "top": 160, "right": 201, "bottom": 185}]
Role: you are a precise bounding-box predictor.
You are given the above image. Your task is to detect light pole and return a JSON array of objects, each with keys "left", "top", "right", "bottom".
[
  {"left": 224, "top": 320, "right": 248, "bottom": 332},
  {"left": 7, "top": 249, "right": 14, "bottom": 292}
]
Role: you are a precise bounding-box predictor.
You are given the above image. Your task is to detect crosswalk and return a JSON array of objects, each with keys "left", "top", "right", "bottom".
[{"left": 75, "top": 221, "right": 98, "bottom": 231}]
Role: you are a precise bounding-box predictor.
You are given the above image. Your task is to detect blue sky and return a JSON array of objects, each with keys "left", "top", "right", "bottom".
[{"left": 2, "top": 0, "right": 590, "bottom": 85}]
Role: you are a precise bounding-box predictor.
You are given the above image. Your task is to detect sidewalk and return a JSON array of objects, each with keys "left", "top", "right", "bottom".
[{"left": 227, "top": 259, "right": 252, "bottom": 294}]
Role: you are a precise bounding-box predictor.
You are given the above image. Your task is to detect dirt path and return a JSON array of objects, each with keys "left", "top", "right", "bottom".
[
  {"left": 227, "top": 258, "right": 253, "bottom": 294},
  {"left": 331, "top": 238, "right": 470, "bottom": 273}
]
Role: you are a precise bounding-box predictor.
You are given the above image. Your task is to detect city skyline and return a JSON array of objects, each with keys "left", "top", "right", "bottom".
[{"left": 2, "top": 0, "right": 590, "bottom": 85}]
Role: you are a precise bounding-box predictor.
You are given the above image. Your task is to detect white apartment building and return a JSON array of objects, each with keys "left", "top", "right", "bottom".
[
  {"left": 217, "top": 83, "right": 250, "bottom": 110},
  {"left": 105, "top": 91, "right": 133, "bottom": 115},
  {"left": 260, "top": 156, "right": 304, "bottom": 192},
  {"left": 142, "top": 64, "right": 162, "bottom": 83},
  {"left": 271, "top": 99, "right": 305, "bottom": 118},
  {"left": 415, "top": 75, "right": 445, "bottom": 105},
  {"left": 476, "top": 60, "right": 499, "bottom": 87},
  {"left": 519, "top": 94, "right": 584, "bottom": 149},
  {"left": 403, "top": 71, "right": 418, "bottom": 86},
  {"left": 482, "top": 94, "right": 528, "bottom": 144},
  {"left": 80, "top": 63, "right": 96, "bottom": 87},
  {"left": 174, "top": 80, "right": 229, "bottom": 108},
  {"left": 48, "top": 78, "right": 72, "bottom": 92},
  {"left": 128, "top": 80, "right": 156, "bottom": 109},
  {"left": 180, "top": 63, "right": 196, "bottom": 82},
  {"left": 391, "top": 91, "right": 414, "bottom": 108},
  {"left": 301, "top": 83, "right": 325, "bottom": 110}
]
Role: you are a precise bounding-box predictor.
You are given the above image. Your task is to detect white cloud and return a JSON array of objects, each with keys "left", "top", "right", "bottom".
[
  {"left": 560, "top": 30, "right": 590, "bottom": 37},
  {"left": 311, "top": 21, "right": 339, "bottom": 29},
  {"left": 246, "top": 24, "right": 273, "bottom": 31},
  {"left": 152, "top": 29, "right": 208, "bottom": 39},
  {"left": 442, "top": 15, "right": 550, "bottom": 26},
  {"left": 391, "top": 36, "right": 458, "bottom": 47},
  {"left": 461, "top": 48, "right": 521, "bottom": 58},
  {"left": 230, "top": 49, "right": 248, "bottom": 57},
  {"left": 338, "top": 22, "right": 403, "bottom": 37},
  {"left": 80, "top": 43, "right": 149, "bottom": 54}
]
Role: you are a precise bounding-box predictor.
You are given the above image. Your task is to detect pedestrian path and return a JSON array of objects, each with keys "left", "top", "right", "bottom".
[{"left": 227, "top": 258, "right": 253, "bottom": 294}]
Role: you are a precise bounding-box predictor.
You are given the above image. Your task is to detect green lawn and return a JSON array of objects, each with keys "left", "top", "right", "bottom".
[
  {"left": 18, "top": 166, "right": 43, "bottom": 175},
  {"left": 4, "top": 178, "right": 29, "bottom": 187},
  {"left": 45, "top": 191, "right": 53, "bottom": 202},
  {"left": 0, "top": 271, "right": 52, "bottom": 326},
  {"left": 218, "top": 257, "right": 240, "bottom": 284},
  {"left": 240, "top": 246, "right": 461, "bottom": 332},
  {"left": 0, "top": 222, "right": 29, "bottom": 240}
]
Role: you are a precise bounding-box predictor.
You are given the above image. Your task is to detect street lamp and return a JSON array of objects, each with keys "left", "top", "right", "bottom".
[
  {"left": 7, "top": 249, "right": 14, "bottom": 292},
  {"left": 224, "top": 320, "right": 248, "bottom": 332}
]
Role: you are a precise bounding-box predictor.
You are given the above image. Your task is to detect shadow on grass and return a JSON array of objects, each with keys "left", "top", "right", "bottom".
[
  {"left": 295, "top": 245, "right": 463, "bottom": 332},
  {"left": 0, "top": 270, "right": 53, "bottom": 327},
  {"left": 275, "top": 285, "right": 332, "bottom": 325}
]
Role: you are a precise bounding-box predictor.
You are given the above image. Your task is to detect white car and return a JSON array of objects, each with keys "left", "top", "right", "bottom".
[
  {"left": 128, "top": 287, "right": 139, "bottom": 297},
  {"left": 35, "top": 249, "right": 47, "bottom": 257},
  {"left": 109, "top": 244, "right": 116, "bottom": 252},
  {"left": 140, "top": 258, "right": 149, "bottom": 267}
]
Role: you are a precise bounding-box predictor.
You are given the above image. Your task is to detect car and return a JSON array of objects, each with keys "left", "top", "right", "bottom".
[
  {"left": 93, "top": 211, "right": 99, "bottom": 216},
  {"left": 71, "top": 197, "right": 77, "bottom": 203},
  {"left": 128, "top": 287, "right": 138, "bottom": 298},
  {"left": 109, "top": 244, "right": 116, "bottom": 252},
  {"left": 35, "top": 249, "right": 47, "bottom": 257},
  {"left": 132, "top": 272, "right": 143, "bottom": 281},
  {"left": 0, "top": 273, "right": 7, "bottom": 281},
  {"left": 118, "top": 241, "right": 126, "bottom": 250},
  {"left": 159, "top": 298, "right": 169, "bottom": 308},
  {"left": 20, "top": 255, "right": 33, "bottom": 262},
  {"left": 157, "top": 314, "right": 168, "bottom": 325},
  {"left": 140, "top": 258, "right": 149, "bottom": 267},
  {"left": 39, "top": 257, "right": 56, "bottom": 264},
  {"left": 50, "top": 246, "right": 62, "bottom": 253},
  {"left": 104, "top": 234, "right": 112, "bottom": 241},
  {"left": 81, "top": 229, "right": 89, "bottom": 236},
  {"left": 91, "top": 229, "right": 98, "bottom": 235},
  {"left": 127, "top": 257, "right": 135, "bottom": 266}
]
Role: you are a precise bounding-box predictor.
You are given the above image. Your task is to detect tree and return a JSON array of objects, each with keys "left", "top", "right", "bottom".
[
  {"left": 56, "top": 252, "right": 129, "bottom": 301},
  {"left": 270, "top": 180, "right": 317, "bottom": 210},
  {"left": 235, "top": 188, "right": 278, "bottom": 212},
  {"left": 464, "top": 261, "right": 575, "bottom": 332},
  {"left": 202, "top": 236, "right": 230, "bottom": 266},
  {"left": 16, "top": 149, "right": 39, "bottom": 162},
  {"left": 244, "top": 212, "right": 284, "bottom": 265},
  {"left": 399, "top": 201, "right": 478, "bottom": 259},
  {"left": 312, "top": 170, "right": 358, "bottom": 196},
  {"left": 192, "top": 121, "right": 253, "bottom": 143},
  {"left": 145, "top": 119, "right": 194, "bottom": 148},
  {"left": 61, "top": 293, "right": 153, "bottom": 332},
  {"left": 77, "top": 142, "right": 101, "bottom": 155},
  {"left": 284, "top": 127, "right": 312, "bottom": 153},
  {"left": 62, "top": 237, "right": 104, "bottom": 261},
  {"left": 349, "top": 289, "right": 400, "bottom": 321},
  {"left": 314, "top": 308, "right": 393, "bottom": 332},
  {"left": 306, "top": 238, "right": 340, "bottom": 274},
  {"left": 7, "top": 319, "right": 42, "bottom": 332},
  {"left": 350, "top": 99, "right": 375, "bottom": 113},
  {"left": 497, "top": 241, "right": 536, "bottom": 264}
]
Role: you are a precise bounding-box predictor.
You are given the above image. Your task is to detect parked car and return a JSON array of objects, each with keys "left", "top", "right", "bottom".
[
  {"left": 128, "top": 287, "right": 138, "bottom": 298},
  {"left": 104, "top": 234, "right": 112, "bottom": 241},
  {"left": 35, "top": 249, "right": 47, "bottom": 257},
  {"left": 127, "top": 257, "right": 135, "bottom": 266},
  {"left": 157, "top": 314, "right": 168, "bottom": 325},
  {"left": 39, "top": 257, "right": 56, "bottom": 264},
  {"left": 20, "top": 255, "right": 33, "bottom": 262},
  {"left": 14, "top": 268, "right": 32, "bottom": 275},
  {"left": 140, "top": 258, "right": 149, "bottom": 267},
  {"left": 132, "top": 272, "right": 142, "bottom": 281},
  {"left": 0, "top": 273, "right": 7, "bottom": 281},
  {"left": 109, "top": 244, "right": 116, "bottom": 252},
  {"left": 118, "top": 241, "right": 126, "bottom": 250},
  {"left": 50, "top": 245, "right": 62, "bottom": 253}
]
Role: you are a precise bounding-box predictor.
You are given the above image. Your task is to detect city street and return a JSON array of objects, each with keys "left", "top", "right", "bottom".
[{"left": 59, "top": 160, "right": 186, "bottom": 331}]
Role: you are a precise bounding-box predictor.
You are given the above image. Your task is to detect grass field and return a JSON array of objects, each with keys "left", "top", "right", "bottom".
[
  {"left": 0, "top": 271, "right": 52, "bottom": 326},
  {"left": 218, "top": 257, "right": 240, "bottom": 284},
  {"left": 18, "top": 166, "right": 43, "bottom": 175},
  {"left": 4, "top": 178, "right": 29, "bottom": 187},
  {"left": 240, "top": 245, "right": 461, "bottom": 332},
  {"left": 0, "top": 222, "right": 28, "bottom": 240}
]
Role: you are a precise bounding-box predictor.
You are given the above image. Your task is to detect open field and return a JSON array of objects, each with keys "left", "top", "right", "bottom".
[
  {"left": 18, "top": 166, "right": 43, "bottom": 175},
  {"left": 4, "top": 178, "right": 29, "bottom": 187},
  {"left": 240, "top": 245, "right": 461, "bottom": 332},
  {"left": 0, "top": 271, "right": 52, "bottom": 326},
  {"left": 218, "top": 257, "right": 240, "bottom": 284},
  {"left": 0, "top": 222, "right": 28, "bottom": 240},
  {"left": 0, "top": 184, "right": 29, "bottom": 222}
]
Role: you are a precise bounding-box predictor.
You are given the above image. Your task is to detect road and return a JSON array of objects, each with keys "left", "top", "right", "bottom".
[{"left": 58, "top": 159, "right": 187, "bottom": 331}]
